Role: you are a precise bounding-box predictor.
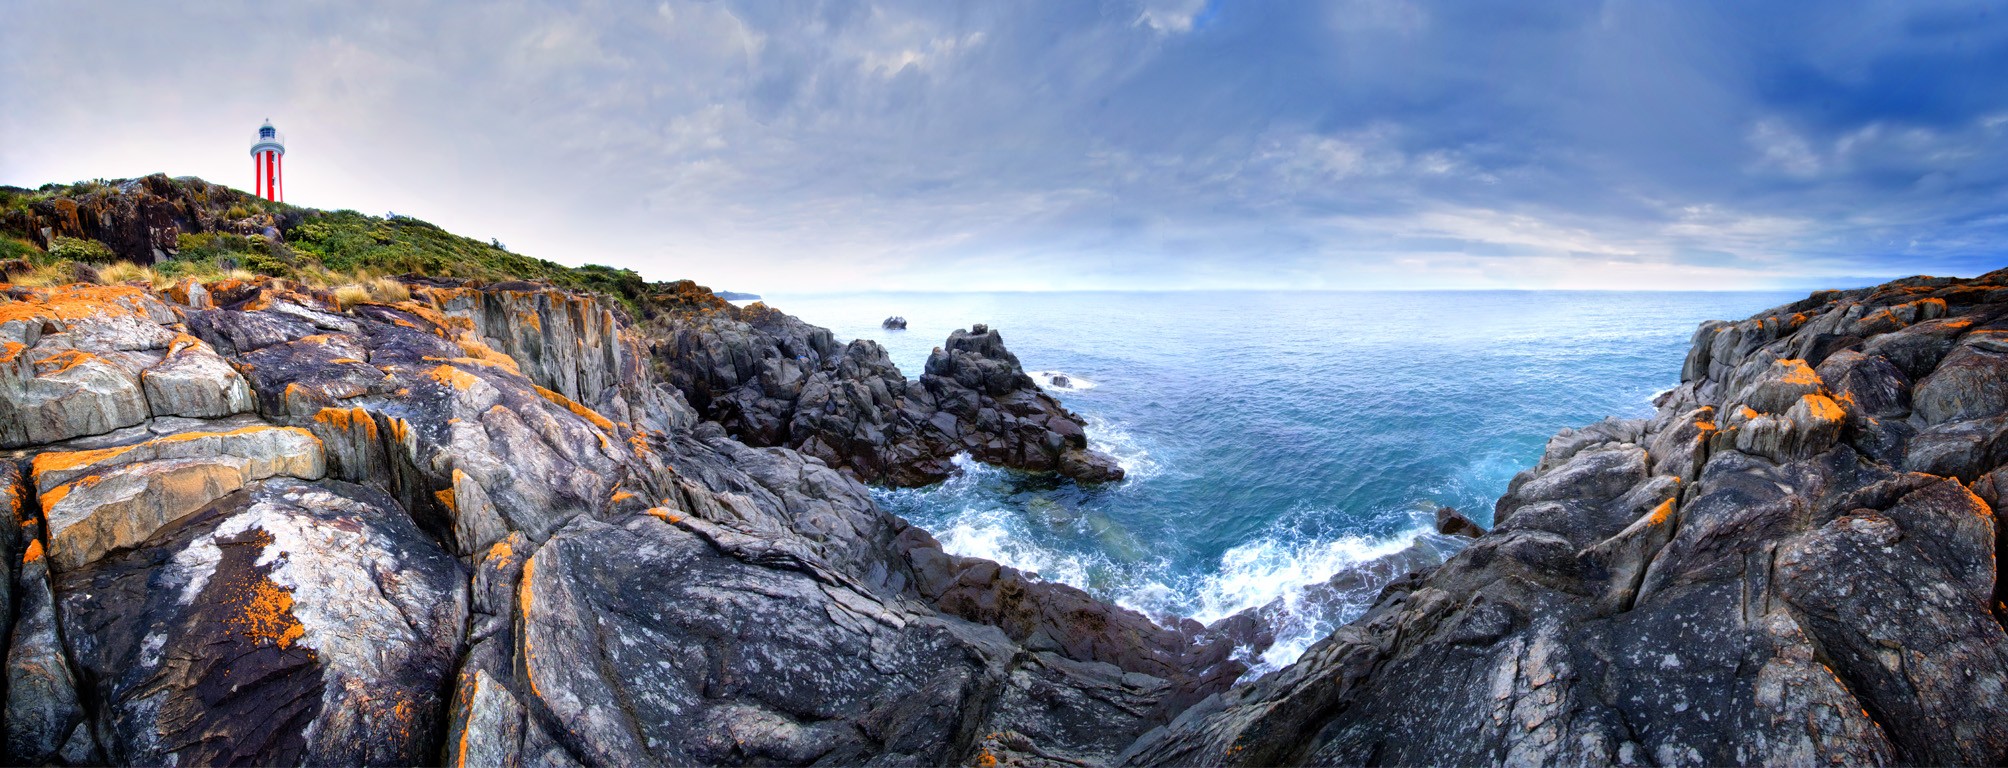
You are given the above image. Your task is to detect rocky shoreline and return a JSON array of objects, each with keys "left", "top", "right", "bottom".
[
  {"left": 1121, "top": 269, "right": 2008, "bottom": 766},
  {"left": 0, "top": 273, "right": 1220, "bottom": 766},
  {"left": 4, "top": 189, "right": 2008, "bottom": 765}
]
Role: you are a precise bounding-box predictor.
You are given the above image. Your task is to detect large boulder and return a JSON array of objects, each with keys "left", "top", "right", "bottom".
[{"left": 56, "top": 478, "right": 467, "bottom": 766}]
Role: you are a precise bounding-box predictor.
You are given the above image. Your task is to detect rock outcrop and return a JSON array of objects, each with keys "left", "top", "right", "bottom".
[
  {"left": 0, "top": 273, "right": 1219, "bottom": 767},
  {"left": 2, "top": 175, "right": 283, "bottom": 265},
  {"left": 1120, "top": 269, "right": 2008, "bottom": 767},
  {"left": 642, "top": 287, "right": 1121, "bottom": 486}
]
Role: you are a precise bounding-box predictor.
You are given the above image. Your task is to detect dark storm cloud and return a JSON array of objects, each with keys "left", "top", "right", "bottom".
[{"left": 2, "top": 0, "right": 2004, "bottom": 290}]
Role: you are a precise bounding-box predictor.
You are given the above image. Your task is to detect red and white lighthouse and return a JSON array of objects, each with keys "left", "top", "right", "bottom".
[{"left": 250, "top": 120, "right": 285, "bottom": 202}]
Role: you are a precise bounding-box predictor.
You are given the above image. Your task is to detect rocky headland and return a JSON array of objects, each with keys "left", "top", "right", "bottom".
[{"left": 4, "top": 177, "right": 2008, "bottom": 766}]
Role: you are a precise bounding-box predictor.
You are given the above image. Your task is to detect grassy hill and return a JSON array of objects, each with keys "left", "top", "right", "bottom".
[{"left": 0, "top": 174, "right": 661, "bottom": 313}]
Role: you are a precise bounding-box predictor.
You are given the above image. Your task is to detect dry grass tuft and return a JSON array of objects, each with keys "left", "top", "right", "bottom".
[
  {"left": 332, "top": 284, "right": 373, "bottom": 310},
  {"left": 328, "top": 275, "right": 412, "bottom": 310},
  {"left": 5, "top": 262, "right": 77, "bottom": 288},
  {"left": 95, "top": 262, "right": 160, "bottom": 286},
  {"left": 368, "top": 276, "right": 411, "bottom": 303}
]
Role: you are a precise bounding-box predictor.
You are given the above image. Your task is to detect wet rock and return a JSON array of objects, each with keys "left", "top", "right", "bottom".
[
  {"left": 1435, "top": 506, "right": 1484, "bottom": 537},
  {"left": 883, "top": 315, "right": 907, "bottom": 330}
]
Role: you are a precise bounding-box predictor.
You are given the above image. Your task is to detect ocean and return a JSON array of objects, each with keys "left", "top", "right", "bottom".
[{"left": 761, "top": 290, "right": 1801, "bottom": 672}]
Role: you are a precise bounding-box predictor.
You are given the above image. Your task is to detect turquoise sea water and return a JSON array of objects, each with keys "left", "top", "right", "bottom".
[{"left": 762, "top": 290, "right": 1800, "bottom": 670}]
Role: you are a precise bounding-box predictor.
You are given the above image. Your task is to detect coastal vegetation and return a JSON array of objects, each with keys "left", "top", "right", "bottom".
[{"left": 0, "top": 174, "right": 657, "bottom": 314}]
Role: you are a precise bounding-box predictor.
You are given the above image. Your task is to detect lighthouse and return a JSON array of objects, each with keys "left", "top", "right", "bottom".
[{"left": 250, "top": 119, "right": 285, "bottom": 202}]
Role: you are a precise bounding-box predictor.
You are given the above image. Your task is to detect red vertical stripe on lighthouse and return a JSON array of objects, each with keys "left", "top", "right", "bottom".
[
  {"left": 276, "top": 153, "right": 283, "bottom": 203},
  {"left": 254, "top": 155, "right": 261, "bottom": 198},
  {"left": 266, "top": 152, "right": 276, "bottom": 201}
]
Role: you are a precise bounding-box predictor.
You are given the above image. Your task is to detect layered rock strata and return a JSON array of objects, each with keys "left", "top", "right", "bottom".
[{"left": 1121, "top": 270, "right": 2008, "bottom": 767}]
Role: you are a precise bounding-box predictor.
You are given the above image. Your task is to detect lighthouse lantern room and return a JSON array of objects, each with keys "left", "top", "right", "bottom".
[{"left": 250, "top": 120, "right": 285, "bottom": 202}]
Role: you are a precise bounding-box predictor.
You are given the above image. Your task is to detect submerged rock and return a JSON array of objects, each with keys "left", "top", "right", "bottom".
[{"left": 883, "top": 315, "right": 907, "bottom": 329}]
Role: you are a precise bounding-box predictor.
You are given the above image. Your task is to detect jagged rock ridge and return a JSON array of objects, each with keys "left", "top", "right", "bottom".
[
  {"left": 637, "top": 284, "right": 1123, "bottom": 486},
  {"left": 1120, "top": 269, "right": 2008, "bottom": 767}
]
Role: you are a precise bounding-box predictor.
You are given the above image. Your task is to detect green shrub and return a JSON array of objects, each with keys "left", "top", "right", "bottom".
[
  {"left": 242, "top": 250, "right": 288, "bottom": 276},
  {"left": 49, "top": 236, "right": 117, "bottom": 263},
  {"left": 0, "top": 235, "right": 41, "bottom": 261}
]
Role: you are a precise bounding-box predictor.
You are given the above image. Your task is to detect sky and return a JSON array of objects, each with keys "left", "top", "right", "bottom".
[{"left": 2, "top": 1, "right": 2005, "bottom": 293}]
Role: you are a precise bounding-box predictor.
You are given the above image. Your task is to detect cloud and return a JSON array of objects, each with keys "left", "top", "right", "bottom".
[{"left": 1, "top": 0, "right": 2005, "bottom": 292}]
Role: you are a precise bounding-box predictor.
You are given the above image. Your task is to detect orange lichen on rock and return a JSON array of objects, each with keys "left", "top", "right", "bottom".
[
  {"left": 427, "top": 364, "right": 485, "bottom": 392},
  {"left": 454, "top": 675, "right": 479, "bottom": 768},
  {"left": 33, "top": 442, "right": 138, "bottom": 476},
  {"left": 165, "top": 332, "right": 205, "bottom": 356},
  {"left": 1800, "top": 393, "right": 1846, "bottom": 422},
  {"left": 33, "top": 349, "right": 101, "bottom": 376},
  {"left": 313, "top": 407, "right": 382, "bottom": 440},
  {"left": 21, "top": 539, "right": 43, "bottom": 564},
  {"left": 0, "top": 283, "right": 151, "bottom": 327},
  {"left": 37, "top": 475, "right": 99, "bottom": 514},
  {"left": 644, "top": 507, "right": 685, "bottom": 525},
  {"left": 1774, "top": 359, "right": 1822, "bottom": 387},
  {"left": 533, "top": 385, "right": 616, "bottom": 431},
  {"left": 1646, "top": 498, "right": 1676, "bottom": 527},
  {"left": 518, "top": 552, "right": 544, "bottom": 699},
  {"left": 0, "top": 341, "right": 25, "bottom": 365},
  {"left": 452, "top": 337, "right": 525, "bottom": 375},
  {"left": 485, "top": 537, "right": 515, "bottom": 564},
  {"left": 230, "top": 575, "right": 308, "bottom": 650}
]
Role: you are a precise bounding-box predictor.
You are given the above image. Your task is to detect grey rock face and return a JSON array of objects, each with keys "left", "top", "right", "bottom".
[
  {"left": 1122, "top": 268, "right": 2008, "bottom": 767},
  {"left": 57, "top": 478, "right": 468, "bottom": 766}
]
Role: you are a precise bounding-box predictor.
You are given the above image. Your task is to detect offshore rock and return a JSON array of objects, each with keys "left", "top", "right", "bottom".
[
  {"left": 1122, "top": 268, "right": 2008, "bottom": 767},
  {"left": 644, "top": 287, "right": 1121, "bottom": 486}
]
